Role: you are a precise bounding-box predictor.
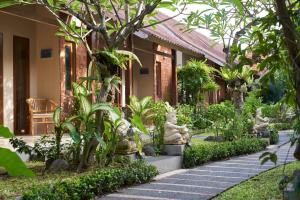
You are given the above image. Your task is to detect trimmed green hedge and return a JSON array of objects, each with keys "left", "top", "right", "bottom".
[
  {"left": 21, "top": 161, "right": 158, "bottom": 200},
  {"left": 183, "top": 138, "right": 268, "bottom": 168}
]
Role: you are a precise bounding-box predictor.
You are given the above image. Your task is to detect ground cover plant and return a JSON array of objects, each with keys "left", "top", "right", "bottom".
[
  {"left": 183, "top": 138, "right": 268, "bottom": 168},
  {"left": 0, "top": 160, "right": 158, "bottom": 200},
  {"left": 214, "top": 161, "right": 300, "bottom": 200}
]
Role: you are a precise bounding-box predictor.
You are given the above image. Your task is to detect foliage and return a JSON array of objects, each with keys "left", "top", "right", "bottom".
[
  {"left": 183, "top": 138, "right": 268, "bottom": 168},
  {"left": 21, "top": 161, "right": 158, "bottom": 200},
  {"left": 214, "top": 162, "right": 299, "bottom": 200},
  {"left": 269, "top": 129, "right": 279, "bottom": 145},
  {"left": 177, "top": 59, "right": 218, "bottom": 104},
  {"left": 0, "top": 126, "right": 34, "bottom": 177},
  {"left": 175, "top": 104, "right": 194, "bottom": 127},
  {"left": 9, "top": 136, "right": 67, "bottom": 162},
  {"left": 128, "top": 96, "right": 153, "bottom": 123},
  {"left": 261, "top": 103, "right": 281, "bottom": 119},
  {"left": 243, "top": 91, "right": 263, "bottom": 117},
  {"left": 149, "top": 101, "right": 171, "bottom": 151},
  {"left": 269, "top": 123, "right": 292, "bottom": 131}
]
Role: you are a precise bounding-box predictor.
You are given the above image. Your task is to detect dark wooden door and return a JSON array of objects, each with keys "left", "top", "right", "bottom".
[
  {"left": 0, "top": 33, "right": 3, "bottom": 124},
  {"left": 13, "top": 36, "right": 30, "bottom": 135},
  {"left": 155, "top": 61, "right": 162, "bottom": 99}
]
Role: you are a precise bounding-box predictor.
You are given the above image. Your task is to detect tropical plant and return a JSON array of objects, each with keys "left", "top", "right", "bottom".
[
  {"left": 219, "top": 65, "right": 254, "bottom": 113},
  {"left": 63, "top": 82, "right": 115, "bottom": 171},
  {"left": 0, "top": 126, "right": 34, "bottom": 177},
  {"left": 177, "top": 59, "right": 218, "bottom": 105},
  {"left": 128, "top": 96, "right": 153, "bottom": 123}
]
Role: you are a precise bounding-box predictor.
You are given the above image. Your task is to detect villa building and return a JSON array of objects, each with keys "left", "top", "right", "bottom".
[{"left": 0, "top": 5, "right": 226, "bottom": 135}]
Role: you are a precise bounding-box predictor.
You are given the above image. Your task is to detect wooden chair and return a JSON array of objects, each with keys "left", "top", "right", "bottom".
[{"left": 26, "top": 98, "right": 58, "bottom": 135}]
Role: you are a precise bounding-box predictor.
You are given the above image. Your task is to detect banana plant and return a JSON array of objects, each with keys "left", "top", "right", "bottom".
[{"left": 0, "top": 126, "right": 34, "bottom": 177}]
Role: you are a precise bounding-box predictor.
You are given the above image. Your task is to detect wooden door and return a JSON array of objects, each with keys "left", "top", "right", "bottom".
[
  {"left": 155, "top": 61, "right": 162, "bottom": 99},
  {"left": 0, "top": 33, "right": 3, "bottom": 124},
  {"left": 13, "top": 36, "right": 30, "bottom": 135}
]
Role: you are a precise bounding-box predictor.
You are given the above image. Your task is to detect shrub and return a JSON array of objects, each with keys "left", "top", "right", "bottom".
[
  {"left": 243, "top": 91, "right": 263, "bottom": 117},
  {"left": 21, "top": 161, "right": 158, "bottom": 200},
  {"left": 269, "top": 129, "right": 279, "bottom": 145},
  {"left": 269, "top": 123, "right": 292, "bottom": 131},
  {"left": 261, "top": 104, "right": 281, "bottom": 119},
  {"left": 176, "top": 104, "right": 194, "bottom": 127},
  {"left": 183, "top": 138, "right": 268, "bottom": 168}
]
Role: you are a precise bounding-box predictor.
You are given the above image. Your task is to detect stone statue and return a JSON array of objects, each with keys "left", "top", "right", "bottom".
[
  {"left": 253, "top": 108, "right": 270, "bottom": 134},
  {"left": 115, "top": 114, "right": 138, "bottom": 155},
  {"left": 164, "top": 111, "right": 189, "bottom": 145}
]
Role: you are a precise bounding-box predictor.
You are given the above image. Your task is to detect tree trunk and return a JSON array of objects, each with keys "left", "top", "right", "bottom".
[
  {"left": 275, "top": 0, "right": 300, "bottom": 109},
  {"left": 232, "top": 89, "right": 244, "bottom": 114}
]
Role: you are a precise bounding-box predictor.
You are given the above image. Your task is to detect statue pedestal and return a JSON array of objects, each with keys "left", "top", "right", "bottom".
[{"left": 163, "top": 144, "right": 185, "bottom": 156}]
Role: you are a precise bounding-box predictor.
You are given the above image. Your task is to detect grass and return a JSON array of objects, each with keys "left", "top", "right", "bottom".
[
  {"left": 191, "top": 137, "right": 214, "bottom": 145},
  {"left": 0, "top": 162, "right": 92, "bottom": 200},
  {"left": 214, "top": 161, "right": 300, "bottom": 200}
]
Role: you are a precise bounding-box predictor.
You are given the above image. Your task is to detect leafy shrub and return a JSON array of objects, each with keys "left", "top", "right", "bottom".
[
  {"left": 177, "top": 59, "right": 218, "bottom": 104},
  {"left": 244, "top": 91, "right": 263, "bottom": 117},
  {"left": 269, "top": 129, "right": 279, "bottom": 145},
  {"left": 21, "top": 161, "right": 158, "bottom": 200},
  {"left": 269, "top": 122, "right": 292, "bottom": 130},
  {"left": 261, "top": 104, "right": 281, "bottom": 119},
  {"left": 176, "top": 104, "right": 194, "bottom": 127},
  {"left": 183, "top": 138, "right": 268, "bottom": 168}
]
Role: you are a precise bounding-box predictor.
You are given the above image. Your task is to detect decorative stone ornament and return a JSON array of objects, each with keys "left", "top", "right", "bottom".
[
  {"left": 253, "top": 108, "right": 270, "bottom": 134},
  {"left": 164, "top": 111, "right": 190, "bottom": 145}
]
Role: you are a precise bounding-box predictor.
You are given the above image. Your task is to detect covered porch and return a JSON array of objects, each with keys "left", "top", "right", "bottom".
[{"left": 0, "top": 5, "right": 88, "bottom": 135}]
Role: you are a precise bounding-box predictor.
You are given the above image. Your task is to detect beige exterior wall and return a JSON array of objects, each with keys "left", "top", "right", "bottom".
[
  {"left": 132, "top": 37, "right": 154, "bottom": 99},
  {"left": 35, "top": 23, "right": 60, "bottom": 103},
  {"left": 0, "top": 12, "right": 60, "bottom": 130}
]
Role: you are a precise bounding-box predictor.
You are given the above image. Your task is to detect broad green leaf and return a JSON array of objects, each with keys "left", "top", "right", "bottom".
[
  {"left": 79, "top": 95, "right": 92, "bottom": 117},
  {"left": 0, "top": 1, "right": 18, "bottom": 9},
  {"left": 70, "top": 132, "right": 81, "bottom": 144},
  {"left": 0, "top": 126, "right": 14, "bottom": 138},
  {"left": 53, "top": 107, "right": 61, "bottom": 125},
  {"left": 131, "top": 114, "right": 148, "bottom": 134},
  {"left": 91, "top": 103, "right": 113, "bottom": 113},
  {"left": 94, "top": 133, "right": 107, "bottom": 149},
  {"left": 231, "top": 0, "right": 244, "bottom": 15},
  {"left": 62, "top": 122, "right": 76, "bottom": 134},
  {"left": 0, "top": 147, "right": 35, "bottom": 177},
  {"left": 116, "top": 50, "right": 142, "bottom": 67},
  {"left": 133, "top": 133, "right": 142, "bottom": 154},
  {"left": 72, "top": 82, "right": 88, "bottom": 97}
]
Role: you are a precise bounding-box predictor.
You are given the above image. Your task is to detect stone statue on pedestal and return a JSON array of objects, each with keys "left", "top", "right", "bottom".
[
  {"left": 115, "top": 119, "right": 138, "bottom": 155},
  {"left": 164, "top": 111, "right": 190, "bottom": 145},
  {"left": 253, "top": 108, "right": 270, "bottom": 134}
]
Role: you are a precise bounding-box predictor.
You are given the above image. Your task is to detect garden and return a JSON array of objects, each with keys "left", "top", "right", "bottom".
[{"left": 1, "top": 0, "right": 300, "bottom": 200}]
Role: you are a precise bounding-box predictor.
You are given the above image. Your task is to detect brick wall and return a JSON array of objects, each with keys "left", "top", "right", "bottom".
[{"left": 154, "top": 45, "right": 173, "bottom": 103}]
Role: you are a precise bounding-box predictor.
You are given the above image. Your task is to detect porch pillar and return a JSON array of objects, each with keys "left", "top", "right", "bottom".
[
  {"left": 171, "top": 49, "right": 178, "bottom": 106},
  {"left": 125, "top": 34, "right": 133, "bottom": 106}
]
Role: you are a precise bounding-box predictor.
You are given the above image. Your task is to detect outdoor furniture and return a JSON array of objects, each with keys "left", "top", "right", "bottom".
[{"left": 26, "top": 98, "right": 58, "bottom": 135}]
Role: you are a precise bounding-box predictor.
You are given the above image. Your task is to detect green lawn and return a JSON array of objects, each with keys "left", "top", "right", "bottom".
[
  {"left": 214, "top": 161, "right": 300, "bottom": 200},
  {"left": 0, "top": 162, "right": 91, "bottom": 200}
]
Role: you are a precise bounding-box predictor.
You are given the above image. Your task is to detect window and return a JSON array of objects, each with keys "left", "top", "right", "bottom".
[{"left": 64, "top": 42, "right": 76, "bottom": 91}]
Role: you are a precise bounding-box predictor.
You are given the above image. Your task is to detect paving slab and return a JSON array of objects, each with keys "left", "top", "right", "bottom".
[{"left": 98, "top": 132, "right": 297, "bottom": 200}]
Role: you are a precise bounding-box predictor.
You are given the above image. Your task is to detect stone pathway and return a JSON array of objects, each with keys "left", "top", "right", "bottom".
[{"left": 99, "top": 132, "right": 296, "bottom": 200}]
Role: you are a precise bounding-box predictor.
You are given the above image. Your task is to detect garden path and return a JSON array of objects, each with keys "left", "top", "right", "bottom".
[{"left": 99, "top": 131, "right": 296, "bottom": 200}]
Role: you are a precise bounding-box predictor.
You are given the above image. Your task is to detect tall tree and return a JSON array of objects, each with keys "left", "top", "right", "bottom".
[{"left": 185, "top": 0, "right": 270, "bottom": 112}]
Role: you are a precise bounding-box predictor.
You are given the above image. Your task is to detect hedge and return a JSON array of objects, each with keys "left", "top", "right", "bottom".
[
  {"left": 21, "top": 161, "right": 158, "bottom": 200},
  {"left": 183, "top": 138, "right": 268, "bottom": 168}
]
